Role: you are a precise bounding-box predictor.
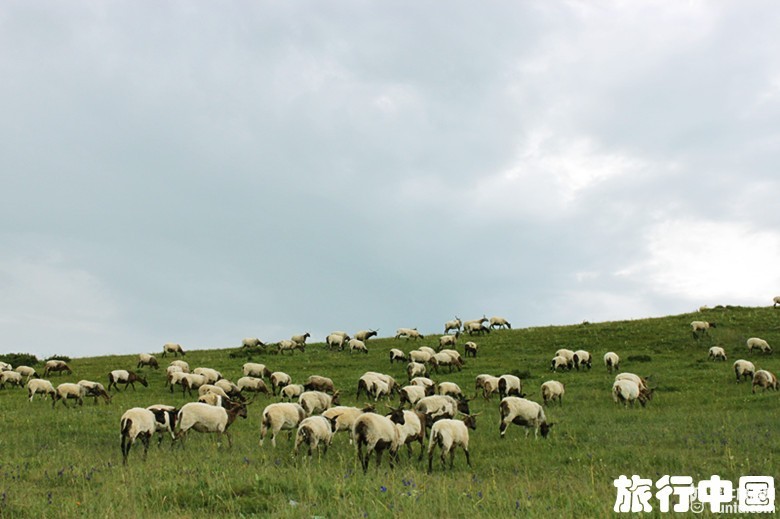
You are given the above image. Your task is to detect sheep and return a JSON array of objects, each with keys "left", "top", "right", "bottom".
[
  {"left": 137, "top": 353, "right": 159, "bottom": 369},
  {"left": 708, "top": 346, "right": 727, "bottom": 361},
  {"left": 550, "top": 355, "right": 570, "bottom": 372},
  {"left": 162, "top": 342, "right": 185, "bottom": 357},
  {"left": 389, "top": 348, "right": 407, "bottom": 364},
  {"left": 242, "top": 363, "right": 271, "bottom": 379},
  {"left": 348, "top": 338, "right": 368, "bottom": 354},
  {"left": 294, "top": 415, "right": 337, "bottom": 458},
  {"left": 326, "top": 334, "right": 346, "bottom": 351},
  {"left": 427, "top": 414, "right": 478, "bottom": 473},
  {"left": 108, "top": 370, "right": 149, "bottom": 391},
  {"left": 747, "top": 337, "right": 772, "bottom": 354},
  {"left": 415, "top": 395, "right": 470, "bottom": 425},
  {"left": 499, "top": 397, "right": 553, "bottom": 439},
  {"left": 399, "top": 385, "right": 428, "bottom": 407},
  {"left": 193, "top": 367, "right": 222, "bottom": 384},
  {"left": 475, "top": 374, "right": 501, "bottom": 400},
  {"left": 352, "top": 406, "right": 406, "bottom": 473},
  {"left": 303, "top": 375, "right": 335, "bottom": 394},
  {"left": 464, "top": 321, "right": 490, "bottom": 335},
  {"left": 464, "top": 341, "right": 478, "bottom": 358},
  {"left": 444, "top": 317, "right": 462, "bottom": 334},
  {"left": 573, "top": 350, "right": 592, "bottom": 370},
  {"left": 214, "top": 379, "right": 242, "bottom": 400},
  {"left": 278, "top": 339, "right": 305, "bottom": 354},
  {"left": 356, "top": 372, "right": 399, "bottom": 400},
  {"left": 27, "top": 379, "right": 56, "bottom": 402},
  {"left": 541, "top": 380, "right": 565, "bottom": 406},
  {"left": 394, "top": 409, "right": 427, "bottom": 461},
  {"left": 180, "top": 373, "right": 208, "bottom": 396},
  {"left": 612, "top": 379, "right": 653, "bottom": 407},
  {"left": 43, "top": 360, "right": 72, "bottom": 377},
  {"left": 0, "top": 371, "right": 23, "bottom": 389},
  {"left": 614, "top": 373, "right": 650, "bottom": 393},
  {"left": 604, "top": 352, "right": 620, "bottom": 373},
  {"left": 354, "top": 329, "right": 378, "bottom": 342},
  {"left": 407, "top": 361, "right": 428, "bottom": 380},
  {"left": 409, "top": 350, "right": 435, "bottom": 366},
  {"left": 395, "top": 328, "right": 424, "bottom": 340},
  {"left": 329, "top": 331, "right": 350, "bottom": 339},
  {"left": 298, "top": 390, "right": 340, "bottom": 416},
  {"left": 198, "top": 393, "right": 224, "bottom": 407},
  {"left": 241, "top": 337, "right": 265, "bottom": 349},
  {"left": 498, "top": 375, "right": 523, "bottom": 399},
  {"left": 120, "top": 407, "right": 157, "bottom": 464},
  {"left": 734, "top": 359, "right": 756, "bottom": 382},
  {"left": 555, "top": 349, "right": 575, "bottom": 368},
  {"left": 433, "top": 351, "right": 463, "bottom": 373},
  {"left": 52, "top": 383, "right": 86, "bottom": 408},
  {"left": 489, "top": 316, "right": 511, "bottom": 330},
  {"left": 281, "top": 384, "right": 305, "bottom": 401},
  {"left": 169, "top": 360, "right": 190, "bottom": 373},
  {"left": 260, "top": 402, "right": 306, "bottom": 447},
  {"left": 168, "top": 371, "right": 189, "bottom": 393},
  {"left": 0, "top": 361, "right": 11, "bottom": 371},
  {"left": 175, "top": 400, "right": 248, "bottom": 448},
  {"left": 78, "top": 380, "right": 112, "bottom": 404},
  {"left": 437, "top": 381, "right": 463, "bottom": 399},
  {"left": 237, "top": 376, "right": 270, "bottom": 395},
  {"left": 691, "top": 321, "right": 715, "bottom": 339},
  {"left": 419, "top": 346, "right": 437, "bottom": 356},
  {"left": 438, "top": 335, "right": 458, "bottom": 350},
  {"left": 198, "top": 384, "right": 230, "bottom": 400},
  {"left": 14, "top": 365, "right": 38, "bottom": 381},
  {"left": 146, "top": 404, "right": 178, "bottom": 446},
  {"left": 270, "top": 371, "right": 292, "bottom": 395},
  {"left": 462, "top": 315, "right": 488, "bottom": 329},
  {"left": 291, "top": 332, "right": 311, "bottom": 348},
  {"left": 774, "top": 296, "right": 780, "bottom": 308},
  {"left": 322, "top": 405, "right": 375, "bottom": 444},
  {"left": 752, "top": 370, "right": 778, "bottom": 393}
]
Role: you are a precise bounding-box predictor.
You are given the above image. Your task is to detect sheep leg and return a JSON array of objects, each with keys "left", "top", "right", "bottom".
[
  {"left": 141, "top": 433, "right": 151, "bottom": 460},
  {"left": 449, "top": 448, "right": 456, "bottom": 469}
]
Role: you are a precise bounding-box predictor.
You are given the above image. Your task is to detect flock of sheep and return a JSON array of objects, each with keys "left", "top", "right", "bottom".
[{"left": 2, "top": 303, "right": 777, "bottom": 473}]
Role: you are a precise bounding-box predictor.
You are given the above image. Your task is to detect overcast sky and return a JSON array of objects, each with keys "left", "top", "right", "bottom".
[{"left": 2, "top": 2, "right": 779, "bottom": 359}]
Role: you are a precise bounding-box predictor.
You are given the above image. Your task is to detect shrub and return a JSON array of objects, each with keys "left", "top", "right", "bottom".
[
  {"left": 45, "top": 354, "right": 72, "bottom": 362},
  {"left": 0, "top": 353, "right": 40, "bottom": 367}
]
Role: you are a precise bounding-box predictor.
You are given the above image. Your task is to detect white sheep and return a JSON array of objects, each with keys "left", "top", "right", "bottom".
[
  {"left": 399, "top": 385, "right": 428, "bottom": 407},
  {"left": 612, "top": 379, "right": 652, "bottom": 407},
  {"left": 162, "top": 342, "right": 186, "bottom": 357},
  {"left": 294, "top": 415, "right": 336, "bottom": 458},
  {"left": 573, "top": 350, "right": 592, "bottom": 370},
  {"left": 326, "top": 333, "right": 346, "bottom": 350},
  {"left": 409, "top": 377, "right": 436, "bottom": 395},
  {"left": 774, "top": 296, "right": 780, "bottom": 308},
  {"left": 498, "top": 375, "right": 523, "bottom": 399},
  {"left": 146, "top": 404, "right": 178, "bottom": 446},
  {"left": 356, "top": 372, "right": 399, "bottom": 400},
  {"left": 214, "top": 379, "right": 242, "bottom": 399},
  {"left": 0, "top": 371, "right": 23, "bottom": 389},
  {"left": 437, "top": 381, "right": 463, "bottom": 399},
  {"left": 352, "top": 407, "right": 406, "bottom": 473},
  {"left": 427, "top": 415, "right": 478, "bottom": 473},
  {"left": 464, "top": 321, "right": 490, "bottom": 335},
  {"left": 198, "top": 384, "right": 230, "bottom": 400},
  {"left": 0, "top": 361, "right": 11, "bottom": 371},
  {"left": 443, "top": 317, "right": 462, "bottom": 334},
  {"left": 499, "top": 397, "right": 553, "bottom": 438},
  {"left": 43, "top": 360, "right": 72, "bottom": 377},
  {"left": 179, "top": 373, "right": 208, "bottom": 396},
  {"left": 298, "top": 390, "right": 340, "bottom": 416},
  {"left": 241, "top": 337, "right": 265, "bottom": 349},
  {"left": 242, "top": 363, "right": 271, "bottom": 379},
  {"left": 120, "top": 407, "right": 157, "bottom": 464},
  {"left": 408, "top": 350, "right": 435, "bottom": 366},
  {"left": 278, "top": 339, "right": 305, "bottom": 354},
  {"left": 419, "top": 346, "right": 437, "bottom": 356},
  {"left": 541, "top": 380, "right": 565, "bottom": 406},
  {"left": 734, "top": 359, "right": 756, "bottom": 382},
  {"left": 27, "top": 378, "right": 56, "bottom": 402},
  {"left": 554, "top": 349, "right": 575, "bottom": 368},
  {"left": 394, "top": 409, "right": 427, "bottom": 461},
  {"left": 462, "top": 316, "right": 488, "bottom": 330},
  {"left": 169, "top": 360, "right": 190, "bottom": 373},
  {"left": 348, "top": 338, "right": 368, "bottom": 354},
  {"left": 281, "top": 384, "right": 305, "bottom": 401},
  {"left": 389, "top": 348, "right": 407, "bottom": 364},
  {"left": 433, "top": 351, "right": 463, "bottom": 373},
  {"left": 464, "top": 341, "right": 478, "bottom": 358},
  {"left": 690, "top": 321, "right": 716, "bottom": 338},
  {"left": 603, "top": 352, "right": 620, "bottom": 373},
  {"left": 192, "top": 367, "right": 222, "bottom": 384},
  {"left": 78, "top": 380, "right": 112, "bottom": 404},
  {"left": 137, "top": 353, "right": 158, "bottom": 369},
  {"left": 270, "top": 371, "right": 292, "bottom": 395},
  {"left": 167, "top": 371, "right": 189, "bottom": 392},
  {"left": 614, "top": 373, "right": 650, "bottom": 393},
  {"left": 415, "top": 395, "right": 470, "bottom": 424},
  {"left": 291, "top": 332, "right": 311, "bottom": 347},
  {"left": 52, "top": 383, "right": 86, "bottom": 408},
  {"left": 395, "top": 328, "right": 424, "bottom": 340},
  {"left": 260, "top": 402, "right": 306, "bottom": 447},
  {"left": 354, "top": 330, "right": 379, "bottom": 341},
  {"left": 475, "top": 374, "right": 500, "bottom": 400},
  {"left": 752, "top": 370, "right": 778, "bottom": 393},
  {"left": 322, "top": 405, "right": 375, "bottom": 444},
  {"left": 407, "top": 361, "right": 428, "bottom": 380},
  {"left": 747, "top": 337, "right": 772, "bottom": 354},
  {"left": 303, "top": 375, "right": 335, "bottom": 394},
  {"left": 489, "top": 316, "right": 511, "bottom": 330},
  {"left": 550, "top": 355, "right": 570, "bottom": 372},
  {"left": 107, "top": 370, "right": 148, "bottom": 391},
  {"left": 14, "top": 365, "right": 38, "bottom": 381},
  {"left": 708, "top": 346, "right": 727, "bottom": 361},
  {"left": 198, "top": 393, "right": 224, "bottom": 407},
  {"left": 237, "top": 376, "right": 270, "bottom": 395},
  {"left": 438, "top": 335, "right": 458, "bottom": 350},
  {"left": 175, "top": 401, "right": 248, "bottom": 448}
]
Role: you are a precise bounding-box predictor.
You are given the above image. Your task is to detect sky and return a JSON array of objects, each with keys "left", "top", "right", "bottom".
[{"left": 2, "top": 1, "right": 779, "bottom": 359}]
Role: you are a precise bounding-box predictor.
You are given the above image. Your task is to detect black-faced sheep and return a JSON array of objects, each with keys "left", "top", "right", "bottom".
[
  {"left": 260, "top": 402, "right": 306, "bottom": 447},
  {"left": 443, "top": 317, "right": 462, "bottom": 335},
  {"left": 293, "top": 415, "right": 337, "bottom": 458},
  {"left": 603, "top": 352, "right": 620, "bottom": 373},
  {"left": 690, "top": 321, "right": 715, "bottom": 339},
  {"left": 541, "top": 380, "right": 564, "bottom": 406},
  {"left": 499, "top": 397, "right": 552, "bottom": 439},
  {"left": 108, "top": 370, "right": 149, "bottom": 391},
  {"left": 489, "top": 316, "right": 511, "bottom": 330},
  {"left": 734, "top": 359, "right": 756, "bottom": 382},
  {"left": 352, "top": 406, "right": 406, "bottom": 473},
  {"left": 708, "top": 346, "right": 727, "bottom": 361},
  {"left": 175, "top": 400, "right": 248, "bottom": 448},
  {"left": 395, "top": 328, "right": 424, "bottom": 340},
  {"left": 752, "top": 370, "right": 778, "bottom": 393},
  {"left": 747, "top": 337, "right": 772, "bottom": 354},
  {"left": 43, "top": 360, "right": 72, "bottom": 377},
  {"left": 137, "top": 353, "right": 159, "bottom": 369},
  {"left": 120, "top": 407, "right": 157, "bottom": 464},
  {"left": 427, "top": 414, "right": 478, "bottom": 473},
  {"left": 27, "top": 379, "right": 56, "bottom": 402},
  {"left": 161, "top": 343, "right": 185, "bottom": 357}
]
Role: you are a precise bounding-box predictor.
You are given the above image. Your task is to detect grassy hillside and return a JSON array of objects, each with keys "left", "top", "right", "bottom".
[{"left": 1, "top": 306, "right": 778, "bottom": 518}]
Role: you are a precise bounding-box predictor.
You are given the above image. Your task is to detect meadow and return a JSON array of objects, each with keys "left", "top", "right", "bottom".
[{"left": 1, "top": 306, "right": 778, "bottom": 518}]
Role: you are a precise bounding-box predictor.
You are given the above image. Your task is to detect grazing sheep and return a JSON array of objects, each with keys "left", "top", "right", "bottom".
[
  {"left": 52, "top": 383, "right": 86, "bottom": 408},
  {"left": 198, "top": 384, "right": 230, "bottom": 400},
  {"left": 415, "top": 395, "right": 470, "bottom": 425},
  {"left": 389, "top": 348, "right": 407, "bottom": 364},
  {"left": 167, "top": 371, "right": 189, "bottom": 393},
  {"left": 260, "top": 402, "right": 306, "bottom": 447},
  {"left": 242, "top": 363, "right": 271, "bottom": 379},
  {"left": 444, "top": 317, "right": 462, "bottom": 334},
  {"left": 475, "top": 374, "right": 501, "bottom": 400},
  {"left": 278, "top": 339, "right": 305, "bottom": 354},
  {"left": 27, "top": 379, "right": 56, "bottom": 402},
  {"left": 734, "top": 359, "right": 756, "bottom": 382},
  {"left": 356, "top": 372, "right": 399, "bottom": 400},
  {"left": 326, "top": 334, "right": 346, "bottom": 351},
  {"left": 175, "top": 400, "right": 248, "bottom": 448},
  {"left": 179, "top": 373, "right": 208, "bottom": 396},
  {"left": 614, "top": 373, "right": 650, "bottom": 393},
  {"left": 541, "top": 380, "right": 565, "bottom": 406},
  {"left": 407, "top": 361, "right": 428, "bottom": 380},
  {"left": 752, "top": 370, "right": 778, "bottom": 393},
  {"left": 14, "top": 365, "right": 38, "bottom": 382},
  {"left": 747, "top": 337, "right": 772, "bottom": 354},
  {"left": 612, "top": 379, "right": 653, "bottom": 407},
  {"left": 291, "top": 333, "right": 311, "bottom": 348},
  {"left": 298, "top": 390, "right": 340, "bottom": 416},
  {"left": 499, "top": 397, "right": 553, "bottom": 438},
  {"left": 354, "top": 330, "right": 378, "bottom": 342},
  {"left": 193, "top": 367, "right": 222, "bottom": 384},
  {"left": 691, "top": 321, "right": 715, "bottom": 339},
  {"left": 433, "top": 351, "right": 463, "bottom": 373},
  {"left": 137, "top": 353, "right": 159, "bottom": 369},
  {"left": 241, "top": 337, "right": 265, "bottom": 349},
  {"left": 237, "top": 376, "right": 270, "bottom": 395},
  {"left": 352, "top": 406, "right": 406, "bottom": 473},
  {"left": 438, "top": 335, "right": 458, "bottom": 350},
  {"left": 462, "top": 316, "right": 488, "bottom": 329},
  {"left": 329, "top": 331, "right": 350, "bottom": 339},
  {"left": 368, "top": 379, "right": 393, "bottom": 402},
  {"left": 395, "top": 328, "right": 424, "bottom": 340},
  {"left": 604, "top": 352, "right": 620, "bottom": 373},
  {"left": 120, "top": 407, "right": 157, "bottom": 464},
  {"left": 774, "top": 296, "right": 780, "bottom": 308},
  {"left": 146, "top": 404, "right": 178, "bottom": 446},
  {"left": 409, "top": 350, "right": 436, "bottom": 366},
  {"left": 214, "top": 379, "right": 242, "bottom": 400},
  {"left": 43, "top": 360, "right": 72, "bottom": 377},
  {"left": 108, "top": 370, "right": 149, "bottom": 391},
  {"left": 394, "top": 409, "right": 427, "bottom": 461},
  {"left": 437, "top": 381, "right": 464, "bottom": 399},
  {"left": 489, "top": 316, "right": 511, "bottom": 330},
  {"left": 162, "top": 342, "right": 185, "bottom": 357},
  {"left": 281, "top": 384, "right": 305, "bottom": 401},
  {"left": 464, "top": 341, "right": 478, "bottom": 358},
  {"left": 169, "top": 360, "right": 190, "bottom": 373},
  {"left": 294, "top": 415, "right": 337, "bottom": 458},
  {"left": 550, "top": 355, "right": 570, "bottom": 372},
  {"left": 427, "top": 415, "right": 478, "bottom": 473},
  {"left": 464, "top": 321, "right": 491, "bottom": 335},
  {"left": 708, "top": 346, "right": 727, "bottom": 361},
  {"left": 573, "top": 350, "right": 592, "bottom": 370},
  {"left": 0, "top": 361, "right": 11, "bottom": 371},
  {"left": 498, "top": 375, "right": 523, "bottom": 399},
  {"left": 303, "top": 375, "right": 335, "bottom": 394},
  {"left": 399, "top": 385, "right": 428, "bottom": 407},
  {"left": 270, "top": 371, "right": 292, "bottom": 396},
  {"left": 348, "top": 338, "right": 368, "bottom": 354},
  {"left": 0, "top": 371, "right": 23, "bottom": 389},
  {"left": 409, "top": 377, "right": 436, "bottom": 395},
  {"left": 322, "top": 405, "right": 375, "bottom": 444},
  {"left": 198, "top": 393, "right": 224, "bottom": 407},
  {"left": 78, "top": 380, "right": 112, "bottom": 404},
  {"left": 555, "top": 349, "right": 575, "bottom": 368}
]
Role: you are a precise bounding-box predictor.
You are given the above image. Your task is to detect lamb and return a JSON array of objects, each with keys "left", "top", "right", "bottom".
[
  {"left": 108, "top": 370, "right": 149, "bottom": 391},
  {"left": 554, "top": 349, "right": 575, "bottom": 369},
  {"left": 237, "top": 376, "right": 270, "bottom": 395},
  {"left": 322, "top": 405, "right": 375, "bottom": 444},
  {"left": 747, "top": 337, "right": 772, "bottom": 354},
  {"left": 438, "top": 335, "right": 458, "bottom": 350},
  {"left": 734, "top": 359, "right": 756, "bottom": 382},
  {"left": 691, "top": 321, "right": 715, "bottom": 339},
  {"left": 14, "top": 365, "right": 38, "bottom": 381},
  {"left": 352, "top": 406, "right": 406, "bottom": 473},
  {"left": 612, "top": 379, "right": 653, "bottom": 407},
  {"left": 78, "top": 380, "right": 112, "bottom": 404},
  {"left": 573, "top": 350, "right": 592, "bottom": 370},
  {"left": 242, "top": 363, "right": 271, "bottom": 379},
  {"left": 475, "top": 374, "right": 500, "bottom": 400},
  {"left": 604, "top": 352, "right": 620, "bottom": 373},
  {"left": 348, "top": 338, "right": 368, "bottom": 354},
  {"left": 291, "top": 332, "right": 311, "bottom": 347},
  {"left": 499, "top": 397, "right": 553, "bottom": 438},
  {"left": 175, "top": 400, "right": 248, "bottom": 448},
  {"left": 298, "top": 390, "right": 340, "bottom": 416},
  {"left": 161, "top": 342, "right": 185, "bottom": 357},
  {"left": 409, "top": 377, "right": 436, "bottom": 395},
  {"left": 752, "top": 369, "right": 778, "bottom": 393},
  {"left": 489, "top": 316, "right": 511, "bottom": 330},
  {"left": 294, "top": 415, "right": 337, "bottom": 458},
  {"left": 389, "top": 348, "right": 407, "bottom": 364},
  {"left": 498, "top": 375, "right": 523, "bottom": 399},
  {"left": 407, "top": 361, "right": 428, "bottom": 380},
  {"left": 354, "top": 330, "right": 378, "bottom": 342},
  {"left": 0, "top": 371, "right": 23, "bottom": 389},
  {"left": 427, "top": 414, "right": 478, "bottom": 473},
  {"left": 415, "top": 395, "right": 470, "bottom": 425},
  {"left": 395, "top": 328, "right": 424, "bottom": 340},
  {"left": 270, "top": 371, "right": 292, "bottom": 395},
  {"left": 464, "top": 341, "right": 478, "bottom": 358},
  {"left": 303, "top": 375, "right": 335, "bottom": 394},
  {"left": 43, "top": 360, "right": 72, "bottom": 377},
  {"left": 278, "top": 339, "right": 305, "bottom": 354},
  {"left": 280, "top": 384, "right": 305, "bottom": 401},
  {"left": 541, "top": 380, "right": 565, "bottom": 406},
  {"left": 437, "top": 381, "right": 463, "bottom": 399},
  {"left": 399, "top": 385, "right": 428, "bottom": 407},
  {"left": 394, "top": 409, "right": 427, "bottom": 461},
  {"left": 120, "top": 407, "right": 157, "bottom": 464},
  {"left": 241, "top": 337, "right": 265, "bottom": 349},
  {"left": 52, "top": 383, "right": 86, "bottom": 408},
  {"left": 146, "top": 404, "right": 178, "bottom": 446},
  {"left": 443, "top": 317, "right": 462, "bottom": 334},
  {"left": 27, "top": 379, "right": 56, "bottom": 402},
  {"left": 326, "top": 333, "right": 346, "bottom": 350},
  {"left": 193, "top": 367, "right": 222, "bottom": 384},
  {"left": 137, "top": 353, "right": 159, "bottom": 369},
  {"left": 708, "top": 346, "right": 727, "bottom": 361},
  {"left": 260, "top": 402, "right": 306, "bottom": 447}
]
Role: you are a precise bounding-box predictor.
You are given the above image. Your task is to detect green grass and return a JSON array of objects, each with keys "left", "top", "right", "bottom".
[{"left": 1, "top": 305, "right": 779, "bottom": 517}]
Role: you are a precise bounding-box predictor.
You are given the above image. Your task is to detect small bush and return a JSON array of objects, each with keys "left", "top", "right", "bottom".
[
  {"left": 511, "top": 369, "right": 533, "bottom": 380},
  {"left": 228, "top": 346, "right": 266, "bottom": 359},
  {"left": 0, "top": 352, "right": 40, "bottom": 367},
  {"left": 45, "top": 354, "right": 72, "bottom": 362}
]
